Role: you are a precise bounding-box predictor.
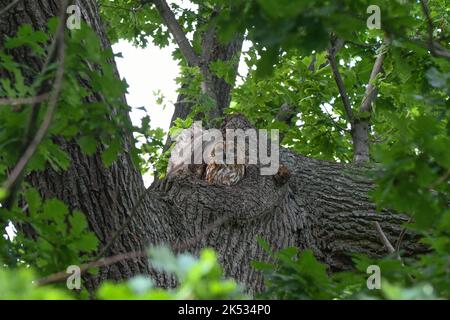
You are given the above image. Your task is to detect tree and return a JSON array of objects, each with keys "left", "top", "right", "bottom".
[{"left": 0, "top": 0, "right": 448, "bottom": 296}]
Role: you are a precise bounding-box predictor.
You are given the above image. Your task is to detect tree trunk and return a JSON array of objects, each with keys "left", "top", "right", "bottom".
[
  {"left": 152, "top": 145, "right": 426, "bottom": 293},
  {"left": 0, "top": 0, "right": 174, "bottom": 290},
  {"left": 165, "top": 19, "right": 242, "bottom": 150},
  {"left": 352, "top": 120, "right": 371, "bottom": 163},
  {"left": 1, "top": 0, "right": 425, "bottom": 294},
  {"left": 168, "top": 33, "right": 243, "bottom": 129}
]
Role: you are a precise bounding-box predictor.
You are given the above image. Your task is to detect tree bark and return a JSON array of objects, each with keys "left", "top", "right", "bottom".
[
  {"left": 0, "top": 0, "right": 174, "bottom": 290},
  {"left": 152, "top": 145, "right": 426, "bottom": 293},
  {"left": 1, "top": 0, "right": 425, "bottom": 294}
]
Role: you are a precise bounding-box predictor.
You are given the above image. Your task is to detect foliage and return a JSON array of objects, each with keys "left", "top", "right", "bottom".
[
  {"left": 230, "top": 49, "right": 353, "bottom": 162},
  {"left": 0, "top": 247, "right": 247, "bottom": 300},
  {"left": 0, "top": 267, "right": 71, "bottom": 300},
  {"left": 4, "top": 187, "right": 98, "bottom": 274},
  {"left": 0, "top": 0, "right": 449, "bottom": 300},
  {"left": 254, "top": 238, "right": 442, "bottom": 300},
  {"left": 98, "top": 247, "right": 248, "bottom": 300}
]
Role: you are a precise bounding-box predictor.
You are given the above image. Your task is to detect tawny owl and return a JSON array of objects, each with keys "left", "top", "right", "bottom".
[{"left": 204, "top": 140, "right": 245, "bottom": 186}]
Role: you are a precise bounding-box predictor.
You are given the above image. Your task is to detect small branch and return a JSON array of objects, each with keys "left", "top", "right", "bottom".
[
  {"left": 419, "top": 0, "right": 450, "bottom": 60},
  {"left": 432, "top": 43, "right": 450, "bottom": 60},
  {"left": 395, "top": 217, "right": 412, "bottom": 252},
  {"left": 36, "top": 213, "right": 235, "bottom": 286},
  {"left": 359, "top": 38, "right": 390, "bottom": 114},
  {"left": 99, "top": 3, "right": 142, "bottom": 12},
  {"left": 94, "top": 188, "right": 168, "bottom": 259},
  {"left": 429, "top": 169, "right": 450, "bottom": 190},
  {"left": 36, "top": 250, "right": 147, "bottom": 286},
  {"left": 327, "top": 36, "right": 354, "bottom": 123},
  {"left": 142, "top": 0, "right": 200, "bottom": 67},
  {"left": 0, "top": 93, "right": 50, "bottom": 106},
  {"left": 322, "top": 105, "right": 350, "bottom": 133},
  {"left": 0, "top": 0, "right": 20, "bottom": 18},
  {"left": 420, "top": 0, "right": 434, "bottom": 50},
  {"left": 373, "top": 221, "right": 396, "bottom": 254}
]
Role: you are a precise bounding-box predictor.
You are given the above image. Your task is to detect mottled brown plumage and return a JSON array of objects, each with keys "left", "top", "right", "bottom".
[
  {"left": 204, "top": 140, "right": 246, "bottom": 186},
  {"left": 204, "top": 162, "right": 245, "bottom": 186}
]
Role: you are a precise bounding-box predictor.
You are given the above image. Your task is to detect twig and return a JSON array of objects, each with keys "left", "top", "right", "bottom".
[
  {"left": 395, "top": 217, "right": 412, "bottom": 252},
  {"left": 36, "top": 213, "right": 234, "bottom": 286},
  {"left": 321, "top": 104, "right": 350, "bottom": 133},
  {"left": 429, "top": 169, "right": 450, "bottom": 190},
  {"left": 0, "top": 93, "right": 50, "bottom": 106},
  {"left": 94, "top": 188, "right": 168, "bottom": 259},
  {"left": 373, "top": 221, "right": 396, "bottom": 255},
  {"left": 99, "top": 3, "right": 142, "bottom": 12},
  {"left": 0, "top": 0, "right": 20, "bottom": 18},
  {"left": 36, "top": 250, "right": 147, "bottom": 286},
  {"left": 419, "top": 0, "right": 450, "bottom": 60}
]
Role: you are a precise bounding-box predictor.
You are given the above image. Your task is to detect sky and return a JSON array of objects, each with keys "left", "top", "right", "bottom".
[{"left": 112, "top": 41, "right": 178, "bottom": 134}]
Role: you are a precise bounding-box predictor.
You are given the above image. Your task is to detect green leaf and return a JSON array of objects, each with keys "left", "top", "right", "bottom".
[
  {"left": 69, "top": 211, "right": 89, "bottom": 236},
  {"left": 25, "top": 188, "right": 42, "bottom": 215},
  {"left": 0, "top": 187, "right": 8, "bottom": 201},
  {"left": 43, "top": 199, "right": 68, "bottom": 222},
  {"left": 76, "top": 233, "right": 99, "bottom": 252},
  {"left": 78, "top": 136, "right": 98, "bottom": 156},
  {"left": 101, "top": 140, "right": 121, "bottom": 167}
]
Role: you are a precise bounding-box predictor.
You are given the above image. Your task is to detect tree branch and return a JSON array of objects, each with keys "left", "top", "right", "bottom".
[
  {"left": 327, "top": 36, "right": 354, "bottom": 123},
  {"left": 0, "top": 0, "right": 20, "bottom": 18},
  {"left": 142, "top": 0, "right": 200, "bottom": 67},
  {"left": 374, "top": 221, "right": 404, "bottom": 263},
  {"left": 359, "top": 38, "right": 390, "bottom": 114},
  {"left": 420, "top": 0, "right": 450, "bottom": 60},
  {"left": 0, "top": 93, "right": 50, "bottom": 107},
  {"left": 373, "top": 221, "right": 396, "bottom": 254},
  {"left": 36, "top": 213, "right": 235, "bottom": 286},
  {"left": 94, "top": 188, "right": 169, "bottom": 259}
]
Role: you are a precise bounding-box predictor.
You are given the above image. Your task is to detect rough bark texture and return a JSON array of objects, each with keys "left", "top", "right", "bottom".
[
  {"left": 153, "top": 144, "right": 426, "bottom": 293},
  {"left": 0, "top": 0, "right": 174, "bottom": 290},
  {"left": 1, "top": 0, "right": 426, "bottom": 294},
  {"left": 352, "top": 120, "right": 371, "bottom": 163}
]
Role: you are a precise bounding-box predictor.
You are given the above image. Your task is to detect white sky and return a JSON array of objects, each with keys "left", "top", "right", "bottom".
[
  {"left": 113, "top": 41, "right": 178, "bottom": 133},
  {"left": 113, "top": 41, "right": 181, "bottom": 186}
]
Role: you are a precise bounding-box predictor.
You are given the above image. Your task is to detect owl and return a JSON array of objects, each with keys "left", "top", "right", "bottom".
[
  {"left": 204, "top": 162, "right": 245, "bottom": 186},
  {"left": 166, "top": 119, "right": 247, "bottom": 186},
  {"left": 204, "top": 140, "right": 245, "bottom": 186}
]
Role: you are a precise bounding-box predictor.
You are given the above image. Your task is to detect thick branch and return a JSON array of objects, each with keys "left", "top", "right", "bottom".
[
  {"left": 359, "top": 39, "right": 390, "bottom": 114},
  {"left": 327, "top": 37, "right": 354, "bottom": 123},
  {"left": 143, "top": 0, "right": 200, "bottom": 67}
]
